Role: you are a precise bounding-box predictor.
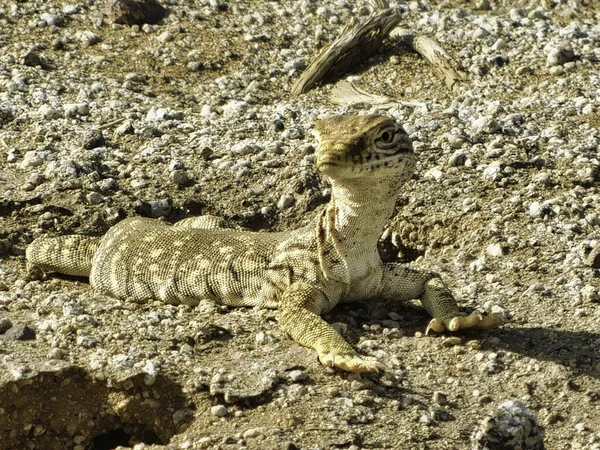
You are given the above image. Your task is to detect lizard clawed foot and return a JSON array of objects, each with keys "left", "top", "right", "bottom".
[
  {"left": 426, "top": 311, "right": 507, "bottom": 335},
  {"left": 318, "top": 352, "right": 387, "bottom": 373}
]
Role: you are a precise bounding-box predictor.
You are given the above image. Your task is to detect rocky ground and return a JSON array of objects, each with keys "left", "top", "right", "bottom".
[{"left": 1, "top": 0, "right": 600, "bottom": 449}]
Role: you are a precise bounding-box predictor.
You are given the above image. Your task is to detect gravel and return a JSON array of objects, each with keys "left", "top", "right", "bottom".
[{"left": 1, "top": 0, "right": 599, "bottom": 449}]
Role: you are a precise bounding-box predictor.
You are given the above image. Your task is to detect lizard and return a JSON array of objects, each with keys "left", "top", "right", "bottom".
[{"left": 26, "top": 114, "right": 504, "bottom": 372}]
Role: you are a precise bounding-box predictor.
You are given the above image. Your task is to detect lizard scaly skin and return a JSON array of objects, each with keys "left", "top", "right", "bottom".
[{"left": 26, "top": 115, "right": 504, "bottom": 372}]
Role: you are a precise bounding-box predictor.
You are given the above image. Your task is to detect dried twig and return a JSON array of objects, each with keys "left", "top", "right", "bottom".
[
  {"left": 291, "top": 8, "right": 401, "bottom": 96},
  {"left": 391, "top": 28, "right": 466, "bottom": 91},
  {"left": 292, "top": 6, "right": 466, "bottom": 98}
]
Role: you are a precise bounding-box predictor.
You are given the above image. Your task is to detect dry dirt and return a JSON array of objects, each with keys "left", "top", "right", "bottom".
[{"left": 0, "top": 1, "right": 599, "bottom": 449}]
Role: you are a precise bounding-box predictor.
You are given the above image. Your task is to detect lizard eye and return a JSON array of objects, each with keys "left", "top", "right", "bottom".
[
  {"left": 380, "top": 130, "right": 394, "bottom": 143},
  {"left": 374, "top": 126, "right": 401, "bottom": 152}
]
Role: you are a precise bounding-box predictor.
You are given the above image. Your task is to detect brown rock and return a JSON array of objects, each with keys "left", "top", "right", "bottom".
[
  {"left": 4, "top": 323, "right": 36, "bottom": 341},
  {"left": 106, "top": 0, "right": 168, "bottom": 26}
]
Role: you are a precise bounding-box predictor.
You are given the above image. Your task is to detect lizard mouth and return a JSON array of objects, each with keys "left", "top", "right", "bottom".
[{"left": 315, "top": 155, "right": 340, "bottom": 169}]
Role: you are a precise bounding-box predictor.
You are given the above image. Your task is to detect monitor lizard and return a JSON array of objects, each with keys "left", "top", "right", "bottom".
[{"left": 26, "top": 114, "right": 504, "bottom": 372}]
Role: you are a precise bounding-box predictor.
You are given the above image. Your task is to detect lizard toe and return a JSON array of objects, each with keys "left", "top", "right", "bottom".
[
  {"left": 318, "top": 352, "right": 386, "bottom": 373},
  {"left": 447, "top": 311, "right": 506, "bottom": 331}
]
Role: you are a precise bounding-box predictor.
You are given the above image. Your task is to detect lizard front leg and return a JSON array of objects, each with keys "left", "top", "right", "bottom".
[
  {"left": 380, "top": 264, "right": 505, "bottom": 333},
  {"left": 277, "top": 283, "right": 384, "bottom": 373}
]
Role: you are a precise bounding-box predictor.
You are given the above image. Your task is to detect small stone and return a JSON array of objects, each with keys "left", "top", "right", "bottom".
[
  {"left": 260, "top": 206, "right": 273, "bottom": 216},
  {"left": 441, "top": 336, "right": 462, "bottom": 347},
  {"left": 472, "top": 400, "right": 545, "bottom": 449},
  {"left": 548, "top": 66, "right": 564, "bottom": 76},
  {"left": 64, "top": 103, "right": 90, "bottom": 117},
  {"left": 0, "top": 317, "right": 13, "bottom": 334},
  {"left": 149, "top": 199, "right": 171, "bottom": 218},
  {"left": 419, "top": 413, "right": 432, "bottom": 425},
  {"left": 170, "top": 170, "right": 191, "bottom": 186},
  {"left": 200, "top": 104, "right": 213, "bottom": 117},
  {"left": 433, "top": 391, "right": 448, "bottom": 405},
  {"left": 483, "top": 164, "right": 502, "bottom": 181},
  {"left": 472, "top": 116, "right": 499, "bottom": 134},
  {"left": 585, "top": 244, "right": 600, "bottom": 268},
  {"left": 146, "top": 106, "right": 183, "bottom": 121},
  {"left": 38, "top": 104, "right": 61, "bottom": 120},
  {"left": 448, "top": 151, "right": 467, "bottom": 167},
  {"left": 157, "top": 31, "right": 173, "bottom": 43},
  {"left": 199, "top": 147, "right": 213, "bottom": 160},
  {"left": 23, "top": 51, "right": 43, "bottom": 67},
  {"left": 114, "top": 120, "right": 134, "bottom": 136},
  {"left": 287, "top": 370, "right": 308, "bottom": 383},
  {"left": 529, "top": 202, "right": 544, "bottom": 219},
  {"left": 48, "top": 348, "right": 67, "bottom": 359},
  {"left": 5, "top": 323, "right": 36, "bottom": 340},
  {"left": 188, "top": 61, "right": 204, "bottom": 72},
  {"left": 40, "top": 13, "right": 63, "bottom": 26},
  {"left": 86, "top": 192, "right": 103, "bottom": 204},
  {"left": 81, "top": 129, "right": 105, "bottom": 149},
  {"left": 63, "top": 302, "right": 85, "bottom": 316},
  {"left": 77, "top": 30, "right": 101, "bottom": 46},
  {"left": 231, "top": 140, "right": 262, "bottom": 156},
  {"left": 425, "top": 168, "right": 443, "bottom": 182},
  {"left": 211, "top": 405, "right": 228, "bottom": 417},
  {"left": 223, "top": 100, "right": 249, "bottom": 118},
  {"left": 546, "top": 45, "right": 575, "bottom": 66},
  {"left": 243, "top": 427, "right": 266, "bottom": 439},
  {"left": 486, "top": 243, "right": 506, "bottom": 257},
  {"left": 76, "top": 335, "right": 98, "bottom": 348},
  {"left": 277, "top": 194, "right": 295, "bottom": 210},
  {"left": 107, "top": 0, "right": 168, "bottom": 25},
  {"left": 63, "top": 5, "right": 79, "bottom": 15},
  {"left": 580, "top": 285, "right": 598, "bottom": 303}
]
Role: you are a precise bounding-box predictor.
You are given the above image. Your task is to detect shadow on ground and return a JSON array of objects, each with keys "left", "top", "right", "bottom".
[{"left": 491, "top": 327, "right": 600, "bottom": 379}]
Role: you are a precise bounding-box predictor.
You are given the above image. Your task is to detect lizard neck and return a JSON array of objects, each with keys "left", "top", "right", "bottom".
[
  {"left": 326, "top": 178, "right": 399, "bottom": 250},
  {"left": 316, "top": 177, "right": 401, "bottom": 285}
]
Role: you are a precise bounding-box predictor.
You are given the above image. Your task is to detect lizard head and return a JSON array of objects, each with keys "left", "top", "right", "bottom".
[{"left": 314, "top": 114, "right": 415, "bottom": 183}]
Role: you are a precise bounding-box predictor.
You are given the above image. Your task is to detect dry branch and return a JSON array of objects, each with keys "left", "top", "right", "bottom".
[
  {"left": 292, "top": 8, "right": 466, "bottom": 97},
  {"left": 291, "top": 8, "right": 401, "bottom": 96},
  {"left": 390, "top": 28, "right": 466, "bottom": 91}
]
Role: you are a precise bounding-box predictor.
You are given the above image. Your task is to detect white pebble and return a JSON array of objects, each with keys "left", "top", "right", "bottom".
[
  {"left": 63, "top": 5, "right": 79, "bottom": 15},
  {"left": 63, "top": 103, "right": 89, "bottom": 117},
  {"left": 425, "top": 168, "right": 443, "bottom": 182},
  {"left": 277, "top": 194, "right": 294, "bottom": 210},
  {"left": 40, "top": 13, "right": 59, "bottom": 26},
  {"left": 529, "top": 202, "right": 543, "bottom": 218},
  {"left": 158, "top": 31, "right": 173, "bottom": 43},
  {"left": 211, "top": 405, "right": 228, "bottom": 417},
  {"left": 486, "top": 243, "right": 505, "bottom": 257},
  {"left": 19, "top": 151, "right": 45, "bottom": 169},
  {"left": 200, "top": 104, "right": 213, "bottom": 117},
  {"left": 77, "top": 30, "right": 101, "bottom": 46},
  {"left": 223, "top": 100, "right": 248, "bottom": 118},
  {"left": 38, "top": 104, "right": 61, "bottom": 120}
]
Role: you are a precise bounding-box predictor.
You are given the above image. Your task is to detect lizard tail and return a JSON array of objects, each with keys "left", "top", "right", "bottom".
[{"left": 26, "top": 235, "right": 102, "bottom": 277}]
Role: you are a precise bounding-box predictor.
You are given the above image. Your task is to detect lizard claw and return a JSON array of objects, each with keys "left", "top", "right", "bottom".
[
  {"left": 426, "top": 318, "right": 446, "bottom": 335},
  {"left": 319, "top": 352, "right": 387, "bottom": 373}
]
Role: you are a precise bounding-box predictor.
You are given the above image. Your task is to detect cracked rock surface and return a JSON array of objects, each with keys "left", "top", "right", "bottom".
[{"left": 1, "top": 0, "right": 600, "bottom": 449}]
